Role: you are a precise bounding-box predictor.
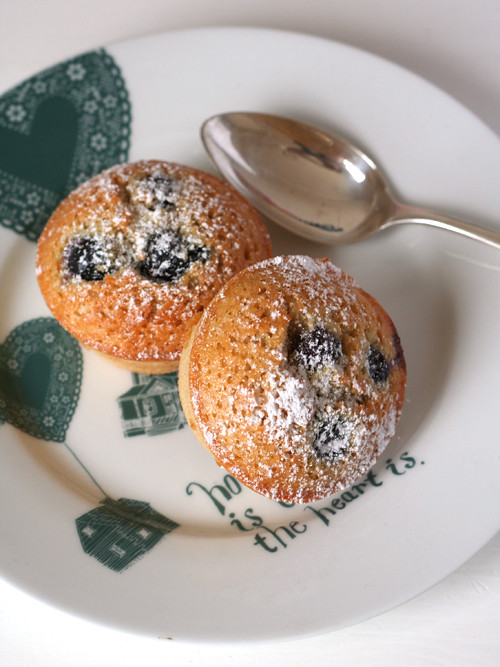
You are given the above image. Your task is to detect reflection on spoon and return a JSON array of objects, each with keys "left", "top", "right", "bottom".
[{"left": 201, "top": 112, "right": 500, "bottom": 249}]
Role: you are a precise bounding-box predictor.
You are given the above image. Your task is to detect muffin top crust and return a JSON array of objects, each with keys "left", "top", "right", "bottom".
[
  {"left": 184, "top": 255, "right": 406, "bottom": 503},
  {"left": 36, "top": 160, "right": 272, "bottom": 365}
]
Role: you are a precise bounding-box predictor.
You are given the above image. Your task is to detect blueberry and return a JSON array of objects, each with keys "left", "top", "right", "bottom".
[
  {"left": 289, "top": 326, "right": 342, "bottom": 371},
  {"left": 367, "top": 345, "right": 390, "bottom": 384},
  {"left": 186, "top": 243, "right": 210, "bottom": 264},
  {"left": 138, "top": 231, "right": 209, "bottom": 282},
  {"left": 144, "top": 175, "right": 177, "bottom": 209},
  {"left": 66, "top": 237, "right": 108, "bottom": 281},
  {"left": 312, "top": 416, "right": 349, "bottom": 462}
]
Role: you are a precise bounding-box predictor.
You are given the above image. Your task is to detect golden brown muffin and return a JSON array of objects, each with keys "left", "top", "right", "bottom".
[
  {"left": 179, "top": 255, "right": 406, "bottom": 503},
  {"left": 36, "top": 160, "right": 272, "bottom": 373}
]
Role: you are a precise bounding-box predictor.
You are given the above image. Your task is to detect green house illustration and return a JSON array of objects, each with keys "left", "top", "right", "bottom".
[
  {"left": 117, "top": 372, "right": 186, "bottom": 437},
  {"left": 76, "top": 497, "right": 179, "bottom": 572}
]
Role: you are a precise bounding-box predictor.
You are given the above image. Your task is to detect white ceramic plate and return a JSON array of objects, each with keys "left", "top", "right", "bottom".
[{"left": 0, "top": 27, "right": 499, "bottom": 643}]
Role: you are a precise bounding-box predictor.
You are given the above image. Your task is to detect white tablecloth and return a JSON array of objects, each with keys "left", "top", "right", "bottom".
[{"left": 1, "top": 1, "right": 498, "bottom": 664}]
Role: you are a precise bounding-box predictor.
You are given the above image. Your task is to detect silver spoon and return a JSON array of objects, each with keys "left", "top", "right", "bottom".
[{"left": 201, "top": 112, "right": 500, "bottom": 249}]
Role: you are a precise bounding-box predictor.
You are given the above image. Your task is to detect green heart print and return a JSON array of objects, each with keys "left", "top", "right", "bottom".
[
  {"left": 0, "top": 318, "right": 83, "bottom": 442},
  {"left": 0, "top": 49, "right": 131, "bottom": 241}
]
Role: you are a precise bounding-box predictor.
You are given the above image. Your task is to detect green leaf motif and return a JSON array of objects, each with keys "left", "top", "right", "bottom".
[
  {"left": 0, "top": 49, "right": 131, "bottom": 241},
  {"left": 0, "top": 317, "right": 82, "bottom": 442}
]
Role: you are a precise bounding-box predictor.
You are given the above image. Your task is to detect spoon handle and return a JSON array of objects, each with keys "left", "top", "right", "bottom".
[{"left": 384, "top": 202, "right": 500, "bottom": 249}]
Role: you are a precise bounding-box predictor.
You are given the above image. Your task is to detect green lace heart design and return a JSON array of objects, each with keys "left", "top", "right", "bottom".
[
  {"left": 0, "top": 318, "right": 82, "bottom": 442},
  {"left": 0, "top": 49, "right": 131, "bottom": 241}
]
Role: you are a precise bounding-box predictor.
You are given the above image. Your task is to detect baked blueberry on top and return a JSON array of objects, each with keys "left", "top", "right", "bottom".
[
  {"left": 143, "top": 174, "right": 178, "bottom": 210},
  {"left": 36, "top": 160, "right": 272, "bottom": 374},
  {"left": 138, "top": 231, "right": 209, "bottom": 283},
  {"left": 312, "top": 416, "right": 350, "bottom": 462},
  {"left": 179, "top": 255, "right": 406, "bottom": 503},
  {"left": 367, "top": 344, "right": 390, "bottom": 384},
  {"left": 66, "top": 237, "right": 110, "bottom": 281},
  {"left": 289, "top": 326, "right": 342, "bottom": 372}
]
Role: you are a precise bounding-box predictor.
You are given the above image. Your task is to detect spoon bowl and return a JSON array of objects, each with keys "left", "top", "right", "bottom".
[{"left": 201, "top": 112, "right": 500, "bottom": 248}]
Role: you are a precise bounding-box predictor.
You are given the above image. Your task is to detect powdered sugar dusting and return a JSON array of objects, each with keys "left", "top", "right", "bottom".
[
  {"left": 190, "top": 254, "right": 406, "bottom": 503},
  {"left": 259, "top": 364, "right": 315, "bottom": 449},
  {"left": 36, "top": 160, "right": 272, "bottom": 363},
  {"left": 61, "top": 166, "right": 219, "bottom": 280}
]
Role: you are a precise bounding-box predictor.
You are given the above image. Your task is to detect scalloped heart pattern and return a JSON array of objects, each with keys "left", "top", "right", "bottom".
[
  {"left": 0, "top": 317, "right": 82, "bottom": 442},
  {"left": 0, "top": 48, "right": 131, "bottom": 241}
]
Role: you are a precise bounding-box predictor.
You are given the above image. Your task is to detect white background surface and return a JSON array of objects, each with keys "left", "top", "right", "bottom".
[{"left": 1, "top": 1, "right": 499, "bottom": 665}]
